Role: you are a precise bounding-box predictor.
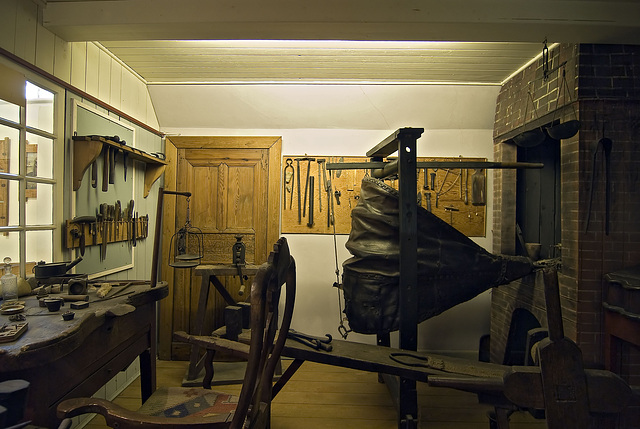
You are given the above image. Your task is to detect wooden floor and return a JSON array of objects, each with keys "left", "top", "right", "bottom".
[{"left": 84, "top": 359, "right": 547, "bottom": 429}]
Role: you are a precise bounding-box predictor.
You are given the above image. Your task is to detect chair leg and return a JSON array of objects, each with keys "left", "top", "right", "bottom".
[
  {"left": 203, "top": 349, "right": 216, "bottom": 389},
  {"left": 488, "top": 407, "right": 511, "bottom": 429}
]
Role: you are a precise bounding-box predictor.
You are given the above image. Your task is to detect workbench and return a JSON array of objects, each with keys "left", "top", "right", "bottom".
[
  {"left": 184, "top": 264, "right": 260, "bottom": 385},
  {"left": 0, "top": 282, "right": 168, "bottom": 428}
]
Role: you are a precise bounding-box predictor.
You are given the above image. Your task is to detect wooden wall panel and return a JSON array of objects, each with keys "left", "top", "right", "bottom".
[
  {"left": 2, "top": 1, "right": 158, "bottom": 128},
  {"left": 70, "top": 42, "right": 87, "bottom": 90},
  {"left": 85, "top": 42, "right": 100, "bottom": 97},
  {"left": 53, "top": 35, "right": 71, "bottom": 83},
  {"left": 98, "top": 50, "right": 112, "bottom": 103},
  {"left": 14, "top": 0, "right": 37, "bottom": 64},
  {"left": 0, "top": 1, "right": 17, "bottom": 53},
  {"left": 109, "top": 59, "right": 122, "bottom": 111},
  {"left": 35, "top": 26, "right": 55, "bottom": 75}
]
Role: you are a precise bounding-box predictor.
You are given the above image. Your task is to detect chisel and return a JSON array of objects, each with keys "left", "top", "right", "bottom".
[
  {"left": 294, "top": 158, "right": 302, "bottom": 224},
  {"left": 123, "top": 151, "right": 128, "bottom": 181},
  {"left": 108, "top": 146, "right": 116, "bottom": 184},
  {"left": 132, "top": 212, "right": 137, "bottom": 247},
  {"left": 91, "top": 160, "right": 97, "bottom": 188},
  {"left": 102, "top": 146, "right": 109, "bottom": 192},
  {"left": 317, "top": 160, "right": 323, "bottom": 212},
  {"left": 307, "top": 176, "right": 314, "bottom": 227},
  {"left": 100, "top": 203, "right": 108, "bottom": 260}
]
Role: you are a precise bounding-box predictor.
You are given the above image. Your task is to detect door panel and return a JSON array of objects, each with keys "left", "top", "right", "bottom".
[{"left": 159, "top": 136, "right": 281, "bottom": 360}]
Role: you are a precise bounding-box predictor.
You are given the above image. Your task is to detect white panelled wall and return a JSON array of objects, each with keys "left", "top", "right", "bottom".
[
  {"left": 0, "top": 1, "right": 163, "bottom": 421},
  {"left": 0, "top": 0, "right": 159, "bottom": 129}
]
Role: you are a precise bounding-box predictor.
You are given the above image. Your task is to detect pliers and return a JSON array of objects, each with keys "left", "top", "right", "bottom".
[{"left": 284, "top": 158, "right": 294, "bottom": 209}]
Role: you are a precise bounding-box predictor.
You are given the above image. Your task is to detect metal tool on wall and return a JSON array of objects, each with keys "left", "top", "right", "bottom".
[
  {"left": 471, "top": 169, "right": 486, "bottom": 206},
  {"left": 308, "top": 176, "right": 315, "bottom": 227},
  {"left": 301, "top": 155, "right": 315, "bottom": 217},
  {"left": 167, "top": 192, "right": 204, "bottom": 269},
  {"left": 317, "top": 159, "right": 324, "bottom": 212},
  {"left": 283, "top": 158, "right": 294, "bottom": 209},
  {"left": 295, "top": 158, "right": 302, "bottom": 223},
  {"left": 585, "top": 122, "right": 613, "bottom": 235},
  {"left": 68, "top": 216, "right": 96, "bottom": 256}
]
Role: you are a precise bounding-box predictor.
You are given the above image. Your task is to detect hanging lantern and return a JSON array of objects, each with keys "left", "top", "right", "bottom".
[{"left": 169, "top": 195, "right": 204, "bottom": 268}]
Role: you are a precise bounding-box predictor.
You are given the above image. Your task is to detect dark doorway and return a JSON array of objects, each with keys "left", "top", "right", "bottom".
[{"left": 516, "top": 134, "right": 562, "bottom": 260}]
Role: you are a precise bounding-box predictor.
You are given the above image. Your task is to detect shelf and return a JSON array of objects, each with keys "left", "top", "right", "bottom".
[{"left": 72, "top": 135, "right": 167, "bottom": 198}]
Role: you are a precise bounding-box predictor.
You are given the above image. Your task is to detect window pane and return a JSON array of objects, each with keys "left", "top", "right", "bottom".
[
  {"left": 0, "top": 231, "right": 20, "bottom": 265},
  {"left": 26, "top": 229, "right": 53, "bottom": 265},
  {"left": 25, "top": 133, "right": 53, "bottom": 179},
  {"left": 0, "top": 125, "right": 20, "bottom": 174},
  {"left": 26, "top": 82, "right": 54, "bottom": 134},
  {"left": 6, "top": 179, "right": 19, "bottom": 227},
  {"left": 0, "top": 99, "right": 19, "bottom": 123},
  {"left": 26, "top": 182, "right": 53, "bottom": 225}
]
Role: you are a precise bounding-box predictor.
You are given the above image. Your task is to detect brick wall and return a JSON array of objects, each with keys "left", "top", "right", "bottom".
[{"left": 491, "top": 42, "right": 640, "bottom": 378}]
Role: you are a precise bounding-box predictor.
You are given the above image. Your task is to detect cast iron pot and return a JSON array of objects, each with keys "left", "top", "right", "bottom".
[{"left": 33, "top": 257, "right": 83, "bottom": 279}]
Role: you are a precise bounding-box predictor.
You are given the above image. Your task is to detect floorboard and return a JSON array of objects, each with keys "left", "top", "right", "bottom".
[{"left": 83, "top": 359, "right": 547, "bottom": 429}]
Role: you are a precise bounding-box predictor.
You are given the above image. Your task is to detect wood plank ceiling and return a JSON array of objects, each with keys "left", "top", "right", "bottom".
[{"left": 98, "top": 40, "right": 544, "bottom": 85}]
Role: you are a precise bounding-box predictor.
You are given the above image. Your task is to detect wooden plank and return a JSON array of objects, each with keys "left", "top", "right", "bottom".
[
  {"left": 70, "top": 42, "right": 87, "bottom": 91},
  {"left": 53, "top": 35, "right": 71, "bottom": 83},
  {"left": 35, "top": 26, "right": 56, "bottom": 75},
  {"left": 85, "top": 42, "right": 100, "bottom": 97},
  {"left": 366, "top": 128, "right": 424, "bottom": 158}
]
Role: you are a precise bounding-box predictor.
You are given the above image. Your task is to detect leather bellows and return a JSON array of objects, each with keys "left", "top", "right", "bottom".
[{"left": 342, "top": 177, "right": 533, "bottom": 334}]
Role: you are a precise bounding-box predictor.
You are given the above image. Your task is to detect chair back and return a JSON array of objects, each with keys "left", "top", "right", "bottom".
[{"left": 231, "top": 237, "right": 296, "bottom": 429}]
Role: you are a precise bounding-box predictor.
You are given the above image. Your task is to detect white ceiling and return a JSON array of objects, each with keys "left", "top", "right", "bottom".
[
  {"left": 149, "top": 84, "right": 501, "bottom": 130},
  {"left": 40, "top": 0, "right": 640, "bottom": 130}
]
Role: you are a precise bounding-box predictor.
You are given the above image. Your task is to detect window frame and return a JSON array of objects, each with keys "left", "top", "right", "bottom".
[{"left": 0, "top": 60, "right": 64, "bottom": 278}]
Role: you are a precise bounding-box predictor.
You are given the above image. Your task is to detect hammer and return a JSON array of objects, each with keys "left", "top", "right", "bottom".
[
  {"left": 294, "top": 158, "right": 302, "bottom": 223},
  {"left": 299, "top": 156, "right": 316, "bottom": 218},
  {"left": 70, "top": 215, "right": 97, "bottom": 256}
]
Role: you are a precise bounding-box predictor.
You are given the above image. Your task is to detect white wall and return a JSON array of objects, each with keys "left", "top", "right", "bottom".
[{"left": 159, "top": 83, "right": 500, "bottom": 354}]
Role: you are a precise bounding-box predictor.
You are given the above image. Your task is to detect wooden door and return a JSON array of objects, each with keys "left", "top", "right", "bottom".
[{"left": 159, "top": 136, "right": 281, "bottom": 360}]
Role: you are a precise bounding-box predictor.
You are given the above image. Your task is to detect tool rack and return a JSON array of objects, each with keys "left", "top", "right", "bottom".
[
  {"left": 72, "top": 135, "right": 167, "bottom": 198},
  {"left": 64, "top": 216, "right": 149, "bottom": 251},
  {"left": 282, "top": 154, "right": 488, "bottom": 236}
]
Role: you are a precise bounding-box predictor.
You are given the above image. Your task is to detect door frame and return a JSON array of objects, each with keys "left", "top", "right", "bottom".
[{"left": 158, "top": 136, "right": 282, "bottom": 360}]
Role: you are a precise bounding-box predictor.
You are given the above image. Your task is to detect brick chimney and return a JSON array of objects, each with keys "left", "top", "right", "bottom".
[{"left": 491, "top": 43, "right": 640, "bottom": 427}]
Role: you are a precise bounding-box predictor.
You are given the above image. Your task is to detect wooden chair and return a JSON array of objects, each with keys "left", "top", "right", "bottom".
[{"left": 57, "top": 237, "right": 296, "bottom": 429}]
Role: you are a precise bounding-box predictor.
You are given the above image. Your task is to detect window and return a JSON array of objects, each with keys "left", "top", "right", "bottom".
[{"left": 0, "top": 79, "right": 62, "bottom": 278}]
